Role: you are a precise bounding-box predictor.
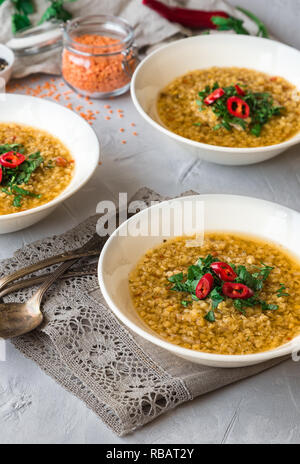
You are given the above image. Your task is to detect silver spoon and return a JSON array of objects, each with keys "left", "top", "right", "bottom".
[
  {"left": 0, "top": 234, "right": 103, "bottom": 339},
  {"left": 0, "top": 259, "right": 80, "bottom": 339}
]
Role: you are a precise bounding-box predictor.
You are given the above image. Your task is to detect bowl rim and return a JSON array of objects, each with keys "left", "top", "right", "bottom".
[
  {"left": 130, "top": 34, "right": 300, "bottom": 155},
  {"left": 0, "top": 93, "right": 100, "bottom": 221},
  {"left": 98, "top": 193, "right": 300, "bottom": 364}
]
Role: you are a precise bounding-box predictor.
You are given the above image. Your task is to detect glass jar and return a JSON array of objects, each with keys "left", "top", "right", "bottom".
[{"left": 62, "top": 15, "right": 139, "bottom": 98}]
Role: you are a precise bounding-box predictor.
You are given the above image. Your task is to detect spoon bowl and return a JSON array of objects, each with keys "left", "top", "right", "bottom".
[{"left": 0, "top": 301, "right": 43, "bottom": 338}]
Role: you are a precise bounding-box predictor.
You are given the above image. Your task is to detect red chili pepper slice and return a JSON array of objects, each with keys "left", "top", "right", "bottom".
[
  {"left": 234, "top": 84, "right": 245, "bottom": 96},
  {"left": 0, "top": 167, "right": 2, "bottom": 184},
  {"left": 0, "top": 152, "right": 26, "bottom": 168},
  {"left": 204, "top": 88, "right": 225, "bottom": 105},
  {"left": 222, "top": 282, "right": 254, "bottom": 299},
  {"left": 55, "top": 156, "right": 68, "bottom": 167},
  {"left": 195, "top": 273, "right": 214, "bottom": 299},
  {"left": 227, "top": 96, "right": 250, "bottom": 119},
  {"left": 210, "top": 262, "right": 237, "bottom": 282}
]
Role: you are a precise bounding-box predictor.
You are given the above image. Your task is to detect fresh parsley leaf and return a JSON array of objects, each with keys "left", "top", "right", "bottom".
[
  {"left": 260, "top": 302, "right": 278, "bottom": 311},
  {"left": 12, "top": 0, "right": 35, "bottom": 15},
  {"left": 211, "top": 15, "right": 250, "bottom": 35},
  {"left": 204, "top": 310, "right": 215, "bottom": 323},
  {"left": 234, "top": 299, "right": 247, "bottom": 315},
  {"left": 0, "top": 144, "right": 23, "bottom": 154},
  {"left": 38, "top": 0, "right": 72, "bottom": 25},
  {"left": 181, "top": 300, "right": 191, "bottom": 307},
  {"left": 1, "top": 147, "right": 44, "bottom": 207},
  {"left": 168, "top": 272, "right": 184, "bottom": 283},
  {"left": 276, "top": 284, "right": 289, "bottom": 298},
  {"left": 253, "top": 262, "right": 274, "bottom": 281},
  {"left": 11, "top": 185, "right": 41, "bottom": 198},
  {"left": 187, "top": 265, "right": 203, "bottom": 281},
  {"left": 13, "top": 195, "right": 22, "bottom": 208},
  {"left": 196, "top": 82, "right": 284, "bottom": 137},
  {"left": 197, "top": 254, "right": 217, "bottom": 273},
  {"left": 235, "top": 265, "right": 263, "bottom": 291},
  {"left": 210, "top": 287, "right": 224, "bottom": 310},
  {"left": 236, "top": 6, "right": 269, "bottom": 38},
  {"left": 11, "top": 13, "right": 31, "bottom": 33}
]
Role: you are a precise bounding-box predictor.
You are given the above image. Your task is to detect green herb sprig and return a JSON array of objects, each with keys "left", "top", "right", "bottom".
[
  {"left": 276, "top": 284, "right": 290, "bottom": 298},
  {"left": 211, "top": 8, "right": 269, "bottom": 38},
  {"left": 196, "top": 82, "right": 284, "bottom": 137},
  {"left": 0, "top": 144, "right": 44, "bottom": 208},
  {"left": 0, "top": 0, "right": 78, "bottom": 34},
  {"left": 167, "top": 255, "right": 286, "bottom": 323},
  {"left": 211, "top": 15, "right": 250, "bottom": 35}
]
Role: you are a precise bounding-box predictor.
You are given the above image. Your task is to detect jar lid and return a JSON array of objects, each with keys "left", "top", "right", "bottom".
[{"left": 6, "top": 21, "right": 63, "bottom": 57}]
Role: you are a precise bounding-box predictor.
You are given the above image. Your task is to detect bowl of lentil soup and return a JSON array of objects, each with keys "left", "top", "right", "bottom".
[
  {"left": 131, "top": 34, "right": 300, "bottom": 165},
  {"left": 0, "top": 94, "right": 99, "bottom": 233},
  {"left": 99, "top": 194, "right": 300, "bottom": 367}
]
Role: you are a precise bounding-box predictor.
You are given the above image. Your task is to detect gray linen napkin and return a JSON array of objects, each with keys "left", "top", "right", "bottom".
[
  {"left": 0, "top": 188, "right": 287, "bottom": 436},
  {"left": 0, "top": 0, "right": 260, "bottom": 78}
]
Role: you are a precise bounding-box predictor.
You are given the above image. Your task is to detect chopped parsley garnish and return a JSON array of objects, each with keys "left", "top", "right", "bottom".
[
  {"left": 276, "top": 283, "right": 290, "bottom": 298},
  {"left": 167, "top": 255, "right": 288, "bottom": 323},
  {"left": 0, "top": 143, "right": 45, "bottom": 208},
  {"left": 196, "top": 82, "right": 284, "bottom": 137}
]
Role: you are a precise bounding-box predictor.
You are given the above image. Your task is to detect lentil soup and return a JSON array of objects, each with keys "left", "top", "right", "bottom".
[
  {"left": 0, "top": 123, "right": 74, "bottom": 215},
  {"left": 129, "top": 233, "right": 300, "bottom": 355},
  {"left": 157, "top": 67, "right": 300, "bottom": 148}
]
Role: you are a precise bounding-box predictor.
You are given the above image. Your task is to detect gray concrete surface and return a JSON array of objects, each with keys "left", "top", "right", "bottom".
[{"left": 1, "top": 0, "right": 300, "bottom": 444}]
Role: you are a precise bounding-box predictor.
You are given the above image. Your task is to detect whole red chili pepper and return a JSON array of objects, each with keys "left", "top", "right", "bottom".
[
  {"left": 227, "top": 96, "right": 250, "bottom": 119},
  {"left": 234, "top": 84, "right": 245, "bottom": 96},
  {"left": 222, "top": 282, "right": 254, "bottom": 299},
  {"left": 142, "top": 0, "right": 229, "bottom": 29},
  {"left": 210, "top": 262, "right": 237, "bottom": 282},
  {"left": 0, "top": 151, "right": 26, "bottom": 168},
  {"left": 204, "top": 88, "right": 225, "bottom": 105},
  {"left": 195, "top": 273, "right": 214, "bottom": 299}
]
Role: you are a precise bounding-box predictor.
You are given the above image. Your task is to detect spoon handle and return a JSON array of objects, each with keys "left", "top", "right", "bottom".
[
  {"left": 27, "top": 234, "right": 104, "bottom": 306},
  {"left": 0, "top": 233, "right": 103, "bottom": 292},
  {"left": 0, "top": 266, "right": 98, "bottom": 298},
  {"left": 28, "top": 258, "right": 82, "bottom": 306}
]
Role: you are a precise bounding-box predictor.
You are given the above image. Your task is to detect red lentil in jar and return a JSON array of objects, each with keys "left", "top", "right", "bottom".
[{"left": 62, "top": 15, "right": 139, "bottom": 98}]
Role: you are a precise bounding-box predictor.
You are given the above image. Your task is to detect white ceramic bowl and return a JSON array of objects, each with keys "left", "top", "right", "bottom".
[
  {"left": 99, "top": 194, "right": 300, "bottom": 368},
  {"left": 0, "top": 44, "right": 15, "bottom": 84},
  {"left": 131, "top": 35, "right": 300, "bottom": 166},
  {"left": 0, "top": 94, "right": 99, "bottom": 233}
]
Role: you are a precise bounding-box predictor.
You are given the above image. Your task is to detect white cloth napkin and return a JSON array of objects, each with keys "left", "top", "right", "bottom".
[{"left": 0, "top": 0, "right": 262, "bottom": 78}]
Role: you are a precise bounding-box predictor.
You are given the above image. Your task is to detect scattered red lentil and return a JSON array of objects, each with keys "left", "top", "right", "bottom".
[
  {"left": 119, "top": 128, "right": 125, "bottom": 132},
  {"left": 105, "top": 116, "right": 111, "bottom": 120},
  {"left": 121, "top": 140, "right": 126, "bottom": 144},
  {"left": 133, "top": 131, "right": 138, "bottom": 136}
]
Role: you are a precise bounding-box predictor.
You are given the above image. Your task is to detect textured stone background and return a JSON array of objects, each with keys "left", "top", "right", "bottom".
[{"left": 1, "top": 0, "right": 300, "bottom": 444}]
